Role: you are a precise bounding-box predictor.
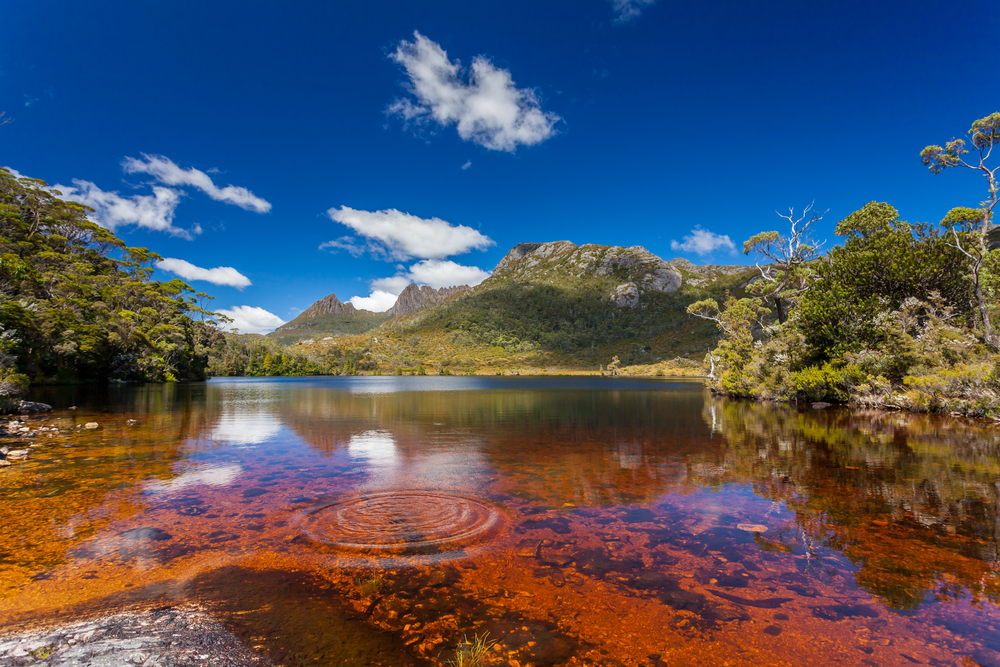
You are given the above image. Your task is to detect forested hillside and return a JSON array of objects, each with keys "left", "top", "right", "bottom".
[
  {"left": 0, "top": 167, "right": 225, "bottom": 391},
  {"left": 294, "top": 242, "right": 758, "bottom": 374}
]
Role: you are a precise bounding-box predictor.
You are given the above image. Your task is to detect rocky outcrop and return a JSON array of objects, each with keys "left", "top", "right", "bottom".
[
  {"left": 299, "top": 293, "right": 360, "bottom": 319},
  {"left": 492, "top": 241, "right": 683, "bottom": 308},
  {"left": 273, "top": 292, "right": 383, "bottom": 335},
  {"left": 386, "top": 283, "right": 470, "bottom": 318}
]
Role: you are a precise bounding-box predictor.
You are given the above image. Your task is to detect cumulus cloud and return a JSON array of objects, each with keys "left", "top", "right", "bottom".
[
  {"left": 611, "top": 0, "right": 657, "bottom": 23},
  {"left": 387, "top": 31, "right": 561, "bottom": 152},
  {"left": 349, "top": 259, "right": 491, "bottom": 312},
  {"left": 461, "top": 160, "right": 472, "bottom": 170},
  {"left": 350, "top": 290, "right": 401, "bottom": 313},
  {"left": 12, "top": 153, "right": 269, "bottom": 239},
  {"left": 214, "top": 306, "right": 286, "bottom": 334},
  {"left": 122, "top": 154, "right": 271, "bottom": 213},
  {"left": 51, "top": 179, "right": 199, "bottom": 239},
  {"left": 670, "top": 227, "right": 737, "bottom": 256},
  {"left": 325, "top": 206, "right": 494, "bottom": 261},
  {"left": 157, "top": 257, "right": 252, "bottom": 289},
  {"left": 408, "top": 259, "right": 491, "bottom": 288}
]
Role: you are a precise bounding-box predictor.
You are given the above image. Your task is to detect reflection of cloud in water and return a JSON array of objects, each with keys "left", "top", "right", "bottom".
[
  {"left": 212, "top": 410, "right": 283, "bottom": 446},
  {"left": 617, "top": 443, "right": 643, "bottom": 470},
  {"left": 145, "top": 464, "right": 242, "bottom": 494},
  {"left": 349, "top": 430, "right": 397, "bottom": 466}
]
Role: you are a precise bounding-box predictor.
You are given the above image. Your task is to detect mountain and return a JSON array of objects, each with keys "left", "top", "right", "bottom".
[
  {"left": 385, "top": 283, "right": 470, "bottom": 317},
  {"left": 269, "top": 284, "right": 472, "bottom": 344},
  {"left": 298, "top": 241, "right": 759, "bottom": 374},
  {"left": 269, "top": 293, "right": 389, "bottom": 344}
]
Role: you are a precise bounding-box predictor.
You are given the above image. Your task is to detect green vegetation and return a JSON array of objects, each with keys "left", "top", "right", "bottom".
[
  {"left": 353, "top": 571, "right": 385, "bottom": 598},
  {"left": 446, "top": 632, "right": 495, "bottom": 667},
  {"left": 268, "top": 310, "right": 389, "bottom": 345},
  {"left": 305, "top": 242, "right": 758, "bottom": 374},
  {"left": 693, "top": 112, "right": 1000, "bottom": 418},
  {"left": 0, "top": 167, "right": 223, "bottom": 395}
]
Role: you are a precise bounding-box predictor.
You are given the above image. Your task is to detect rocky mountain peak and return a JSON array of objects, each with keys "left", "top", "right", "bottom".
[
  {"left": 298, "top": 293, "right": 358, "bottom": 319},
  {"left": 490, "top": 241, "right": 683, "bottom": 308},
  {"left": 386, "top": 283, "right": 470, "bottom": 318}
]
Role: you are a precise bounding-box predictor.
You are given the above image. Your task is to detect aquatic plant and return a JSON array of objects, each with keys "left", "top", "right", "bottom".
[
  {"left": 446, "top": 632, "right": 495, "bottom": 667},
  {"left": 353, "top": 572, "right": 385, "bottom": 597}
]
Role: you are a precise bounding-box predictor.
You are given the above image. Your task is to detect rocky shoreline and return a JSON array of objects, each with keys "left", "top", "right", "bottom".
[{"left": 0, "top": 606, "right": 273, "bottom": 667}]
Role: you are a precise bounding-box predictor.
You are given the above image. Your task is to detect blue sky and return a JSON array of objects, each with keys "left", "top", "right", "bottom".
[{"left": 1, "top": 0, "right": 997, "bottom": 332}]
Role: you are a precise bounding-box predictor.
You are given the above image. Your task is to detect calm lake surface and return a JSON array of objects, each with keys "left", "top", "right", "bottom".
[{"left": 2, "top": 376, "right": 999, "bottom": 666}]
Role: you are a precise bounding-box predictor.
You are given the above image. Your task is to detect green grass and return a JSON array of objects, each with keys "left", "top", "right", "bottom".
[{"left": 446, "top": 632, "right": 496, "bottom": 667}]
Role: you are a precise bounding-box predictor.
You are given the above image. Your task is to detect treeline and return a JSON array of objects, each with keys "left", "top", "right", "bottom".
[
  {"left": 0, "top": 167, "right": 378, "bottom": 394},
  {"left": 694, "top": 113, "right": 1000, "bottom": 418},
  {"left": 0, "top": 167, "right": 223, "bottom": 392},
  {"left": 206, "top": 334, "right": 375, "bottom": 377}
]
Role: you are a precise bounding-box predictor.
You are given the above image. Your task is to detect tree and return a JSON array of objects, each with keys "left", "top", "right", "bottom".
[
  {"left": 743, "top": 202, "right": 826, "bottom": 324},
  {"left": 688, "top": 292, "right": 769, "bottom": 395},
  {"left": 797, "top": 202, "right": 971, "bottom": 365},
  {"left": 921, "top": 112, "right": 1000, "bottom": 348}
]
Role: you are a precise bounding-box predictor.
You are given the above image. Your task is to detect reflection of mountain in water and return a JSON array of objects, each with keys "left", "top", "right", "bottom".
[
  {"left": 702, "top": 398, "right": 1000, "bottom": 610},
  {"left": 270, "top": 381, "right": 714, "bottom": 507}
]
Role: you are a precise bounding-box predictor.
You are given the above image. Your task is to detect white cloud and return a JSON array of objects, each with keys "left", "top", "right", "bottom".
[
  {"left": 157, "top": 257, "right": 252, "bottom": 289},
  {"left": 325, "top": 206, "right": 494, "bottom": 261},
  {"left": 350, "top": 290, "right": 400, "bottom": 313},
  {"left": 461, "top": 160, "right": 472, "bottom": 170},
  {"left": 122, "top": 154, "right": 271, "bottom": 213},
  {"left": 670, "top": 227, "right": 737, "bottom": 256},
  {"left": 349, "top": 259, "right": 490, "bottom": 312},
  {"left": 51, "top": 179, "right": 198, "bottom": 239},
  {"left": 371, "top": 275, "right": 413, "bottom": 294},
  {"left": 611, "top": 0, "right": 656, "bottom": 23},
  {"left": 214, "top": 305, "right": 286, "bottom": 334},
  {"left": 387, "top": 31, "right": 561, "bottom": 152},
  {"left": 407, "top": 259, "right": 490, "bottom": 288},
  {"left": 318, "top": 236, "right": 366, "bottom": 257}
]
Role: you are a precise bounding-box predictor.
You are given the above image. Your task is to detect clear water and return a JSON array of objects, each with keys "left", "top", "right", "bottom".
[{"left": 1, "top": 377, "right": 998, "bottom": 666}]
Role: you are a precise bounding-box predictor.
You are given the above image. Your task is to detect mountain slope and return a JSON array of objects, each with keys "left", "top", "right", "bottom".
[
  {"left": 385, "top": 283, "right": 470, "bottom": 317},
  {"left": 269, "top": 293, "right": 389, "bottom": 344},
  {"left": 295, "top": 241, "right": 759, "bottom": 373}
]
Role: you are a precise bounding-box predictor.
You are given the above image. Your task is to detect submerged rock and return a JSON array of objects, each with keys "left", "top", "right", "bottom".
[{"left": 0, "top": 607, "right": 272, "bottom": 666}]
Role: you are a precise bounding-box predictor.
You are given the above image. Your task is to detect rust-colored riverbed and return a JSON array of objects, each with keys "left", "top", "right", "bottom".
[{"left": 1, "top": 377, "right": 998, "bottom": 666}]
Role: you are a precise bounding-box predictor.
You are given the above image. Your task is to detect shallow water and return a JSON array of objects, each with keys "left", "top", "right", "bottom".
[{"left": 1, "top": 377, "right": 999, "bottom": 666}]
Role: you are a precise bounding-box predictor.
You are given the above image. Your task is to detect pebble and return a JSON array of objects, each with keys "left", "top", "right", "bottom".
[
  {"left": 84, "top": 422, "right": 100, "bottom": 429},
  {"left": 737, "top": 523, "right": 768, "bottom": 533},
  {"left": 127, "top": 419, "right": 140, "bottom": 425}
]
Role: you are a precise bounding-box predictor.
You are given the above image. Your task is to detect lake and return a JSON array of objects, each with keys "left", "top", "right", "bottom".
[{"left": 1, "top": 376, "right": 998, "bottom": 666}]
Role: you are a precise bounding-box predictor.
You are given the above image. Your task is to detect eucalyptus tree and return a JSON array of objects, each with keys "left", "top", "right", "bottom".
[
  {"left": 921, "top": 112, "right": 1000, "bottom": 348},
  {"left": 742, "top": 202, "right": 826, "bottom": 324}
]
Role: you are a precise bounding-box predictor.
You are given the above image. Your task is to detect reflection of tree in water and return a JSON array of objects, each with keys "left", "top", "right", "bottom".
[
  {"left": 702, "top": 398, "right": 1000, "bottom": 609},
  {"left": 0, "top": 384, "right": 217, "bottom": 599}
]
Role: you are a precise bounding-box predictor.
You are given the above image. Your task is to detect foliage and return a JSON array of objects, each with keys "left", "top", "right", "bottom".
[
  {"left": 696, "top": 192, "right": 1000, "bottom": 416},
  {"left": 687, "top": 292, "right": 768, "bottom": 396},
  {"left": 0, "top": 167, "right": 222, "bottom": 386},
  {"left": 797, "top": 202, "right": 972, "bottom": 362},
  {"left": 921, "top": 112, "right": 1000, "bottom": 348},
  {"left": 743, "top": 202, "right": 825, "bottom": 323}
]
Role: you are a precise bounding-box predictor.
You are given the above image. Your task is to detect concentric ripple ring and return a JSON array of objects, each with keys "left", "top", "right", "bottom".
[{"left": 300, "top": 491, "right": 504, "bottom": 555}]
